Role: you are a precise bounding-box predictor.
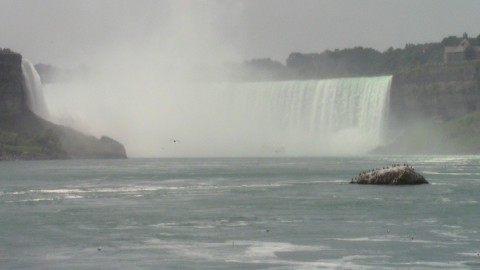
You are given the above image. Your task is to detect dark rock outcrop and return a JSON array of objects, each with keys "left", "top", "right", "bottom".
[
  {"left": 350, "top": 165, "right": 428, "bottom": 185},
  {"left": 0, "top": 52, "right": 27, "bottom": 115}
]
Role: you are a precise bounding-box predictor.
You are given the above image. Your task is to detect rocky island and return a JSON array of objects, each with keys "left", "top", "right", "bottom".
[
  {"left": 351, "top": 165, "right": 428, "bottom": 185},
  {"left": 0, "top": 49, "right": 127, "bottom": 160}
]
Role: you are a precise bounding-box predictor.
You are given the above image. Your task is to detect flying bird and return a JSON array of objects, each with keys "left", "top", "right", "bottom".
[{"left": 170, "top": 139, "right": 180, "bottom": 143}]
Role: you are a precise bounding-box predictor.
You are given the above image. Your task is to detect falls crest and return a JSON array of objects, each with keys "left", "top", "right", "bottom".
[{"left": 21, "top": 59, "right": 49, "bottom": 119}]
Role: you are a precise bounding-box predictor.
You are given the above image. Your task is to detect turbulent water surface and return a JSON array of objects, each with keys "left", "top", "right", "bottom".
[{"left": 1, "top": 156, "right": 480, "bottom": 269}]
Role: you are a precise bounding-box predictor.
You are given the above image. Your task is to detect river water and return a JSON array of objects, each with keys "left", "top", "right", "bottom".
[{"left": 1, "top": 156, "right": 479, "bottom": 269}]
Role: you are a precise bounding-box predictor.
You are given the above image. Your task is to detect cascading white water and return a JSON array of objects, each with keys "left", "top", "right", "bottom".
[
  {"left": 21, "top": 59, "right": 49, "bottom": 119},
  {"left": 44, "top": 75, "right": 391, "bottom": 157},
  {"left": 209, "top": 75, "right": 392, "bottom": 155}
]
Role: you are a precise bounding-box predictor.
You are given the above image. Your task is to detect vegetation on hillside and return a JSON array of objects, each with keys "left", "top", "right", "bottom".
[
  {"left": 239, "top": 33, "right": 480, "bottom": 80},
  {"left": 0, "top": 129, "right": 67, "bottom": 160},
  {"left": 0, "top": 48, "right": 18, "bottom": 55},
  {"left": 32, "top": 34, "right": 480, "bottom": 83}
]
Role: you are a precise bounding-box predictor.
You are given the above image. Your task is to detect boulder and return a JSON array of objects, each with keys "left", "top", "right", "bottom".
[{"left": 350, "top": 165, "right": 428, "bottom": 185}]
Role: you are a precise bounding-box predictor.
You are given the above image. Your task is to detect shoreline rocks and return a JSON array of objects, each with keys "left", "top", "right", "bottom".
[{"left": 351, "top": 165, "right": 428, "bottom": 185}]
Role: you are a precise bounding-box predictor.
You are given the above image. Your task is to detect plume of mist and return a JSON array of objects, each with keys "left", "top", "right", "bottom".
[
  {"left": 44, "top": 1, "right": 251, "bottom": 157},
  {"left": 42, "top": 1, "right": 387, "bottom": 158}
]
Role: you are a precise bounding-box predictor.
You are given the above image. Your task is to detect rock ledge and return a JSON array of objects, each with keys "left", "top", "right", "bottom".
[{"left": 350, "top": 165, "right": 428, "bottom": 185}]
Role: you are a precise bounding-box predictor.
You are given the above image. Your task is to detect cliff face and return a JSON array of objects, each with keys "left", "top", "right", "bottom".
[
  {"left": 0, "top": 52, "right": 127, "bottom": 160},
  {"left": 389, "top": 61, "right": 480, "bottom": 131},
  {"left": 0, "top": 53, "right": 27, "bottom": 116},
  {"left": 375, "top": 60, "right": 480, "bottom": 154}
]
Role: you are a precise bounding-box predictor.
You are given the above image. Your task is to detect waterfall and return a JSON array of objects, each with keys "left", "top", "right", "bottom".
[
  {"left": 210, "top": 75, "right": 392, "bottom": 155},
  {"left": 21, "top": 59, "right": 49, "bottom": 119},
  {"left": 43, "top": 76, "right": 392, "bottom": 157}
]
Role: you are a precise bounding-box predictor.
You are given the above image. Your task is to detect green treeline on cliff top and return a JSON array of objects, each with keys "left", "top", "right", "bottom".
[
  {"left": 16, "top": 33, "right": 480, "bottom": 83},
  {"left": 237, "top": 33, "right": 480, "bottom": 81},
  {"left": 0, "top": 48, "right": 18, "bottom": 55}
]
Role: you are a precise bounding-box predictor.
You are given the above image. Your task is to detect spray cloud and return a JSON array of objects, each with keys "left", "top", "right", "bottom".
[{"left": 43, "top": 1, "right": 390, "bottom": 157}]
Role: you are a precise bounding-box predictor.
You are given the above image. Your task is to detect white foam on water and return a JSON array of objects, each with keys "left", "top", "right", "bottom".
[
  {"left": 95, "top": 236, "right": 464, "bottom": 269},
  {"left": 6, "top": 180, "right": 260, "bottom": 200},
  {"left": 430, "top": 182, "right": 457, "bottom": 186},
  {"left": 425, "top": 171, "right": 480, "bottom": 176},
  {"left": 4, "top": 188, "right": 89, "bottom": 203},
  {"left": 462, "top": 200, "right": 478, "bottom": 204},
  {"left": 5, "top": 191, "right": 29, "bottom": 195},
  {"left": 151, "top": 222, "right": 182, "bottom": 228},
  {"left": 458, "top": 252, "right": 480, "bottom": 257},
  {"left": 226, "top": 220, "right": 250, "bottom": 227},
  {"left": 193, "top": 224, "right": 217, "bottom": 229},
  {"left": 151, "top": 219, "right": 253, "bottom": 230},
  {"left": 36, "top": 188, "right": 86, "bottom": 194},
  {"left": 430, "top": 230, "right": 468, "bottom": 240},
  {"left": 240, "top": 240, "right": 324, "bottom": 259},
  {"left": 64, "top": 195, "right": 83, "bottom": 199},
  {"left": 7, "top": 198, "right": 56, "bottom": 203},
  {"left": 422, "top": 171, "right": 443, "bottom": 175},
  {"left": 332, "top": 236, "right": 436, "bottom": 244},
  {"left": 392, "top": 261, "right": 469, "bottom": 269},
  {"left": 296, "top": 179, "right": 347, "bottom": 184},
  {"left": 418, "top": 218, "right": 438, "bottom": 224},
  {"left": 332, "top": 236, "right": 393, "bottom": 242},
  {"left": 440, "top": 197, "right": 452, "bottom": 203},
  {"left": 235, "top": 183, "right": 290, "bottom": 188},
  {"left": 32, "top": 185, "right": 186, "bottom": 195},
  {"left": 141, "top": 239, "right": 338, "bottom": 268}
]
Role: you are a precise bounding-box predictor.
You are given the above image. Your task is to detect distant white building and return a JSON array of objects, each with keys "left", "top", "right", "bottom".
[{"left": 444, "top": 33, "right": 480, "bottom": 63}]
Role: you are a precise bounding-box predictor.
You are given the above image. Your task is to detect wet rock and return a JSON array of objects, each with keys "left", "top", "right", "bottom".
[{"left": 350, "top": 165, "right": 428, "bottom": 185}]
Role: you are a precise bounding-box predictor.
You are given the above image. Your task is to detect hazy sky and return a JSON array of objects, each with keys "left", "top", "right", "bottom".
[{"left": 1, "top": 0, "right": 479, "bottom": 66}]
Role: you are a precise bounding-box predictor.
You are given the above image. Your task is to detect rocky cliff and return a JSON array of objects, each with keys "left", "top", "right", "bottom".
[
  {"left": 0, "top": 50, "right": 127, "bottom": 160},
  {"left": 0, "top": 52, "right": 27, "bottom": 116},
  {"left": 389, "top": 61, "right": 480, "bottom": 131},
  {"left": 377, "top": 60, "right": 480, "bottom": 154}
]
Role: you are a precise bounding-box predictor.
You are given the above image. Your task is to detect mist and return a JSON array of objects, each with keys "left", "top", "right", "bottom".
[
  {"left": 26, "top": 0, "right": 467, "bottom": 158},
  {"left": 35, "top": 1, "right": 399, "bottom": 158},
  {"left": 42, "top": 1, "right": 245, "bottom": 158}
]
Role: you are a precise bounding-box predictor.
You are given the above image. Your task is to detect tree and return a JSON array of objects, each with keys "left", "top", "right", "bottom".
[
  {"left": 465, "top": 46, "right": 476, "bottom": 60},
  {"left": 441, "top": 36, "right": 460, "bottom": 46}
]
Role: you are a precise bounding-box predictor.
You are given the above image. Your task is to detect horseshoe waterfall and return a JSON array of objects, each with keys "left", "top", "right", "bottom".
[
  {"left": 208, "top": 75, "right": 392, "bottom": 156},
  {"left": 44, "top": 75, "right": 392, "bottom": 157}
]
